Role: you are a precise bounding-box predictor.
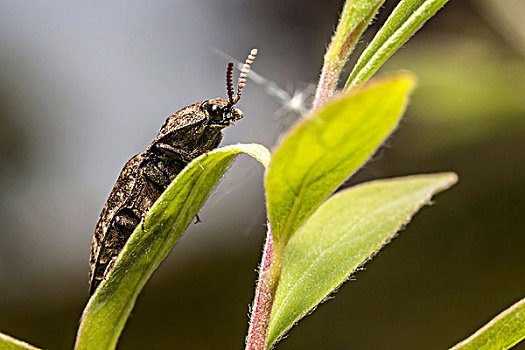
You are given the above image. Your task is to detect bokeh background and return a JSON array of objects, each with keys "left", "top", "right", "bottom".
[{"left": 1, "top": 1, "right": 524, "bottom": 349}]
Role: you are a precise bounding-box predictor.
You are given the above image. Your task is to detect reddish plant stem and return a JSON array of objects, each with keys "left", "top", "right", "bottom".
[
  {"left": 245, "top": 228, "right": 282, "bottom": 350},
  {"left": 313, "top": 63, "right": 340, "bottom": 110},
  {"left": 313, "top": 1, "right": 382, "bottom": 109}
]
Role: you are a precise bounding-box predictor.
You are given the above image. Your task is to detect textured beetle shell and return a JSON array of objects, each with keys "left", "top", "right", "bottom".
[{"left": 89, "top": 98, "right": 241, "bottom": 294}]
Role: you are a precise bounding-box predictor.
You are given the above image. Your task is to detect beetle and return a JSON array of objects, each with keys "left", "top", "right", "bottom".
[{"left": 89, "top": 49, "right": 257, "bottom": 295}]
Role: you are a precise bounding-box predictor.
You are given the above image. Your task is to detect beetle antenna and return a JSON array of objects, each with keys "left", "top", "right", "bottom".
[
  {"left": 226, "top": 62, "right": 235, "bottom": 104},
  {"left": 233, "top": 48, "right": 257, "bottom": 104}
]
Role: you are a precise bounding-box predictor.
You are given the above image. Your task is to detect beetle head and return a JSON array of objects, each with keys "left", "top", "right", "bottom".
[
  {"left": 202, "top": 48, "right": 257, "bottom": 127},
  {"left": 200, "top": 98, "right": 243, "bottom": 127}
]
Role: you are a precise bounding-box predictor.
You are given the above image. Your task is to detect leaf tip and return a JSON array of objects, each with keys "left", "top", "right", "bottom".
[
  {"left": 378, "top": 70, "right": 418, "bottom": 94},
  {"left": 394, "top": 69, "right": 418, "bottom": 89},
  {"left": 434, "top": 171, "right": 459, "bottom": 190},
  {"left": 345, "top": 70, "right": 418, "bottom": 103}
]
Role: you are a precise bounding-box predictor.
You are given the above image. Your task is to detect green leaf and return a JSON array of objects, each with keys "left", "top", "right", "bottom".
[
  {"left": 345, "top": 0, "right": 450, "bottom": 88},
  {"left": 265, "top": 73, "right": 416, "bottom": 249},
  {"left": 0, "top": 332, "right": 40, "bottom": 350},
  {"left": 75, "top": 143, "right": 270, "bottom": 350},
  {"left": 450, "top": 297, "right": 525, "bottom": 350},
  {"left": 266, "top": 173, "right": 458, "bottom": 347}
]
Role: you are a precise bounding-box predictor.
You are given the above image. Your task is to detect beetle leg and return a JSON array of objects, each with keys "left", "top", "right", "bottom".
[
  {"left": 114, "top": 210, "right": 140, "bottom": 231},
  {"left": 140, "top": 162, "right": 170, "bottom": 200},
  {"left": 155, "top": 143, "right": 193, "bottom": 162},
  {"left": 209, "top": 133, "right": 223, "bottom": 150},
  {"left": 114, "top": 209, "right": 140, "bottom": 239},
  {"left": 141, "top": 211, "right": 148, "bottom": 232},
  {"left": 139, "top": 160, "right": 173, "bottom": 232},
  {"left": 103, "top": 256, "right": 118, "bottom": 280}
]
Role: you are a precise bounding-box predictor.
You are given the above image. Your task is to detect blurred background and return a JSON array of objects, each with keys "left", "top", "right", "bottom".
[{"left": 0, "top": 0, "right": 524, "bottom": 349}]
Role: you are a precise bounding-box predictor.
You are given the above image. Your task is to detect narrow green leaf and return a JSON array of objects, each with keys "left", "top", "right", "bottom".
[
  {"left": 345, "top": 0, "right": 450, "bottom": 88},
  {"left": 267, "top": 173, "right": 458, "bottom": 347},
  {"left": 0, "top": 332, "right": 40, "bottom": 350},
  {"left": 450, "top": 297, "right": 525, "bottom": 350},
  {"left": 265, "top": 73, "right": 416, "bottom": 249},
  {"left": 75, "top": 143, "right": 270, "bottom": 350}
]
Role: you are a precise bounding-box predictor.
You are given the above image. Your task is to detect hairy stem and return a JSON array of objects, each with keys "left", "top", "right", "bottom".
[
  {"left": 245, "top": 228, "right": 282, "bottom": 350},
  {"left": 313, "top": 0, "right": 384, "bottom": 109}
]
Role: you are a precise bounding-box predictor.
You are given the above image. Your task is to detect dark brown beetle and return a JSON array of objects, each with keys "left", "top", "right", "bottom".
[{"left": 89, "top": 49, "right": 257, "bottom": 295}]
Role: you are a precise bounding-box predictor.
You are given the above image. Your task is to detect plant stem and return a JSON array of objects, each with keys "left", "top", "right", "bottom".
[
  {"left": 245, "top": 228, "right": 282, "bottom": 350},
  {"left": 312, "top": 0, "right": 385, "bottom": 109},
  {"left": 313, "top": 62, "right": 341, "bottom": 110},
  {"left": 246, "top": 1, "right": 387, "bottom": 346}
]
